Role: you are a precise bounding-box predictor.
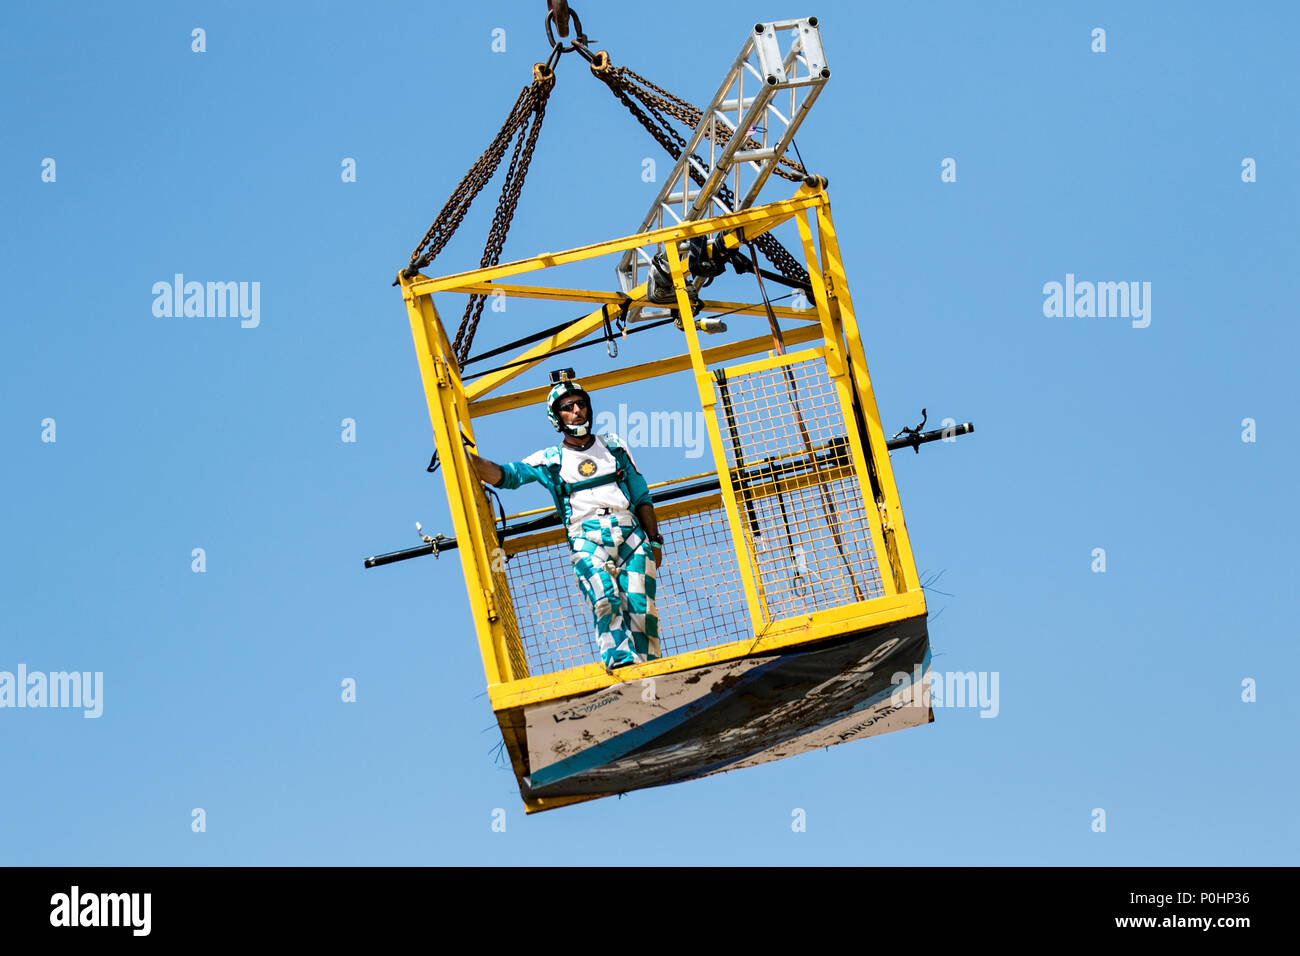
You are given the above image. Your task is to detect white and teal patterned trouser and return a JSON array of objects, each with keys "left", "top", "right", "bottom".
[{"left": 569, "top": 512, "right": 659, "bottom": 668}]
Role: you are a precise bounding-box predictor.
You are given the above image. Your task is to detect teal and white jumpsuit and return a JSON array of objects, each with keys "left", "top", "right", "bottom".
[{"left": 496, "top": 433, "right": 659, "bottom": 669}]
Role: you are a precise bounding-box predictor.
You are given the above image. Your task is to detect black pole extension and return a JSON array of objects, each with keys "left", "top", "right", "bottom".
[
  {"left": 364, "top": 540, "right": 455, "bottom": 568},
  {"left": 364, "top": 422, "right": 975, "bottom": 568},
  {"left": 888, "top": 422, "right": 975, "bottom": 454}
]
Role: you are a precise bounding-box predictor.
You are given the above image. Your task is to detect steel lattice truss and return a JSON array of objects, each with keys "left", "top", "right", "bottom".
[{"left": 616, "top": 18, "right": 829, "bottom": 301}]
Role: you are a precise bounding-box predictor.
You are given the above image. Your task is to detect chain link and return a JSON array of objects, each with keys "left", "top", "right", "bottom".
[
  {"left": 615, "top": 66, "right": 807, "bottom": 181},
  {"left": 406, "top": 68, "right": 555, "bottom": 366},
  {"left": 408, "top": 84, "right": 534, "bottom": 273}
]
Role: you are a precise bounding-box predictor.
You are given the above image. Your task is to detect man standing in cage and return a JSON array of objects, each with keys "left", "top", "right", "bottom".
[{"left": 467, "top": 375, "right": 664, "bottom": 673}]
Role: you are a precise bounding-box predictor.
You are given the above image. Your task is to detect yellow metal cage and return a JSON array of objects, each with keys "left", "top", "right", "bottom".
[{"left": 399, "top": 181, "right": 932, "bottom": 812}]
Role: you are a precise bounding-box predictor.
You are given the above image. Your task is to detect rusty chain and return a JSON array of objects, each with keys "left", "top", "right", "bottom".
[
  {"left": 454, "top": 74, "right": 552, "bottom": 365},
  {"left": 612, "top": 65, "right": 807, "bottom": 181},
  {"left": 407, "top": 83, "right": 534, "bottom": 273},
  {"left": 407, "top": 66, "right": 555, "bottom": 367}
]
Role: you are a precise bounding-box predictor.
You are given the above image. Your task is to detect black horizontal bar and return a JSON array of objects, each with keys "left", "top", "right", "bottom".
[
  {"left": 364, "top": 422, "right": 975, "bottom": 568},
  {"left": 363, "top": 541, "right": 455, "bottom": 568}
]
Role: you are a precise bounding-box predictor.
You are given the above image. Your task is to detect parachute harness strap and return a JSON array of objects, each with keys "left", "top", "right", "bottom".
[{"left": 559, "top": 468, "right": 625, "bottom": 499}]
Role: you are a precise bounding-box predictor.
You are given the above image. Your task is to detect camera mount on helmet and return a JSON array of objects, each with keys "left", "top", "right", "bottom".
[{"left": 546, "top": 369, "right": 592, "bottom": 437}]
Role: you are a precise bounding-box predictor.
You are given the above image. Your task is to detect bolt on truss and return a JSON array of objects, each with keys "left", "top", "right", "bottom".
[{"left": 616, "top": 17, "right": 830, "bottom": 304}]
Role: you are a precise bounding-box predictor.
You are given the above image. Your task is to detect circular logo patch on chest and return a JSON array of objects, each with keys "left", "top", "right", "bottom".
[{"left": 577, "top": 458, "right": 597, "bottom": 477}]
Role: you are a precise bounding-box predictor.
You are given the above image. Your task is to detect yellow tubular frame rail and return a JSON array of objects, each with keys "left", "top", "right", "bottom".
[{"left": 398, "top": 181, "right": 926, "bottom": 779}]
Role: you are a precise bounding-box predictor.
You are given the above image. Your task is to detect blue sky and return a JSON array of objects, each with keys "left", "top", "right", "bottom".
[{"left": 2, "top": 1, "right": 1296, "bottom": 864}]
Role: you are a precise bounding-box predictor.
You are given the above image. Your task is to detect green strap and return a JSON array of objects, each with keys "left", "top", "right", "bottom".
[
  {"left": 548, "top": 444, "right": 639, "bottom": 526},
  {"left": 560, "top": 468, "right": 625, "bottom": 497}
]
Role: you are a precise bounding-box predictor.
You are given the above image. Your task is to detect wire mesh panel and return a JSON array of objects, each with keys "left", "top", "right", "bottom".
[
  {"left": 501, "top": 539, "right": 593, "bottom": 676},
  {"left": 472, "top": 489, "right": 529, "bottom": 681},
  {"left": 503, "top": 501, "right": 751, "bottom": 677},
  {"left": 492, "top": 565, "right": 529, "bottom": 679},
  {"left": 656, "top": 501, "right": 753, "bottom": 657},
  {"left": 714, "top": 353, "right": 886, "bottom": 621}
]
